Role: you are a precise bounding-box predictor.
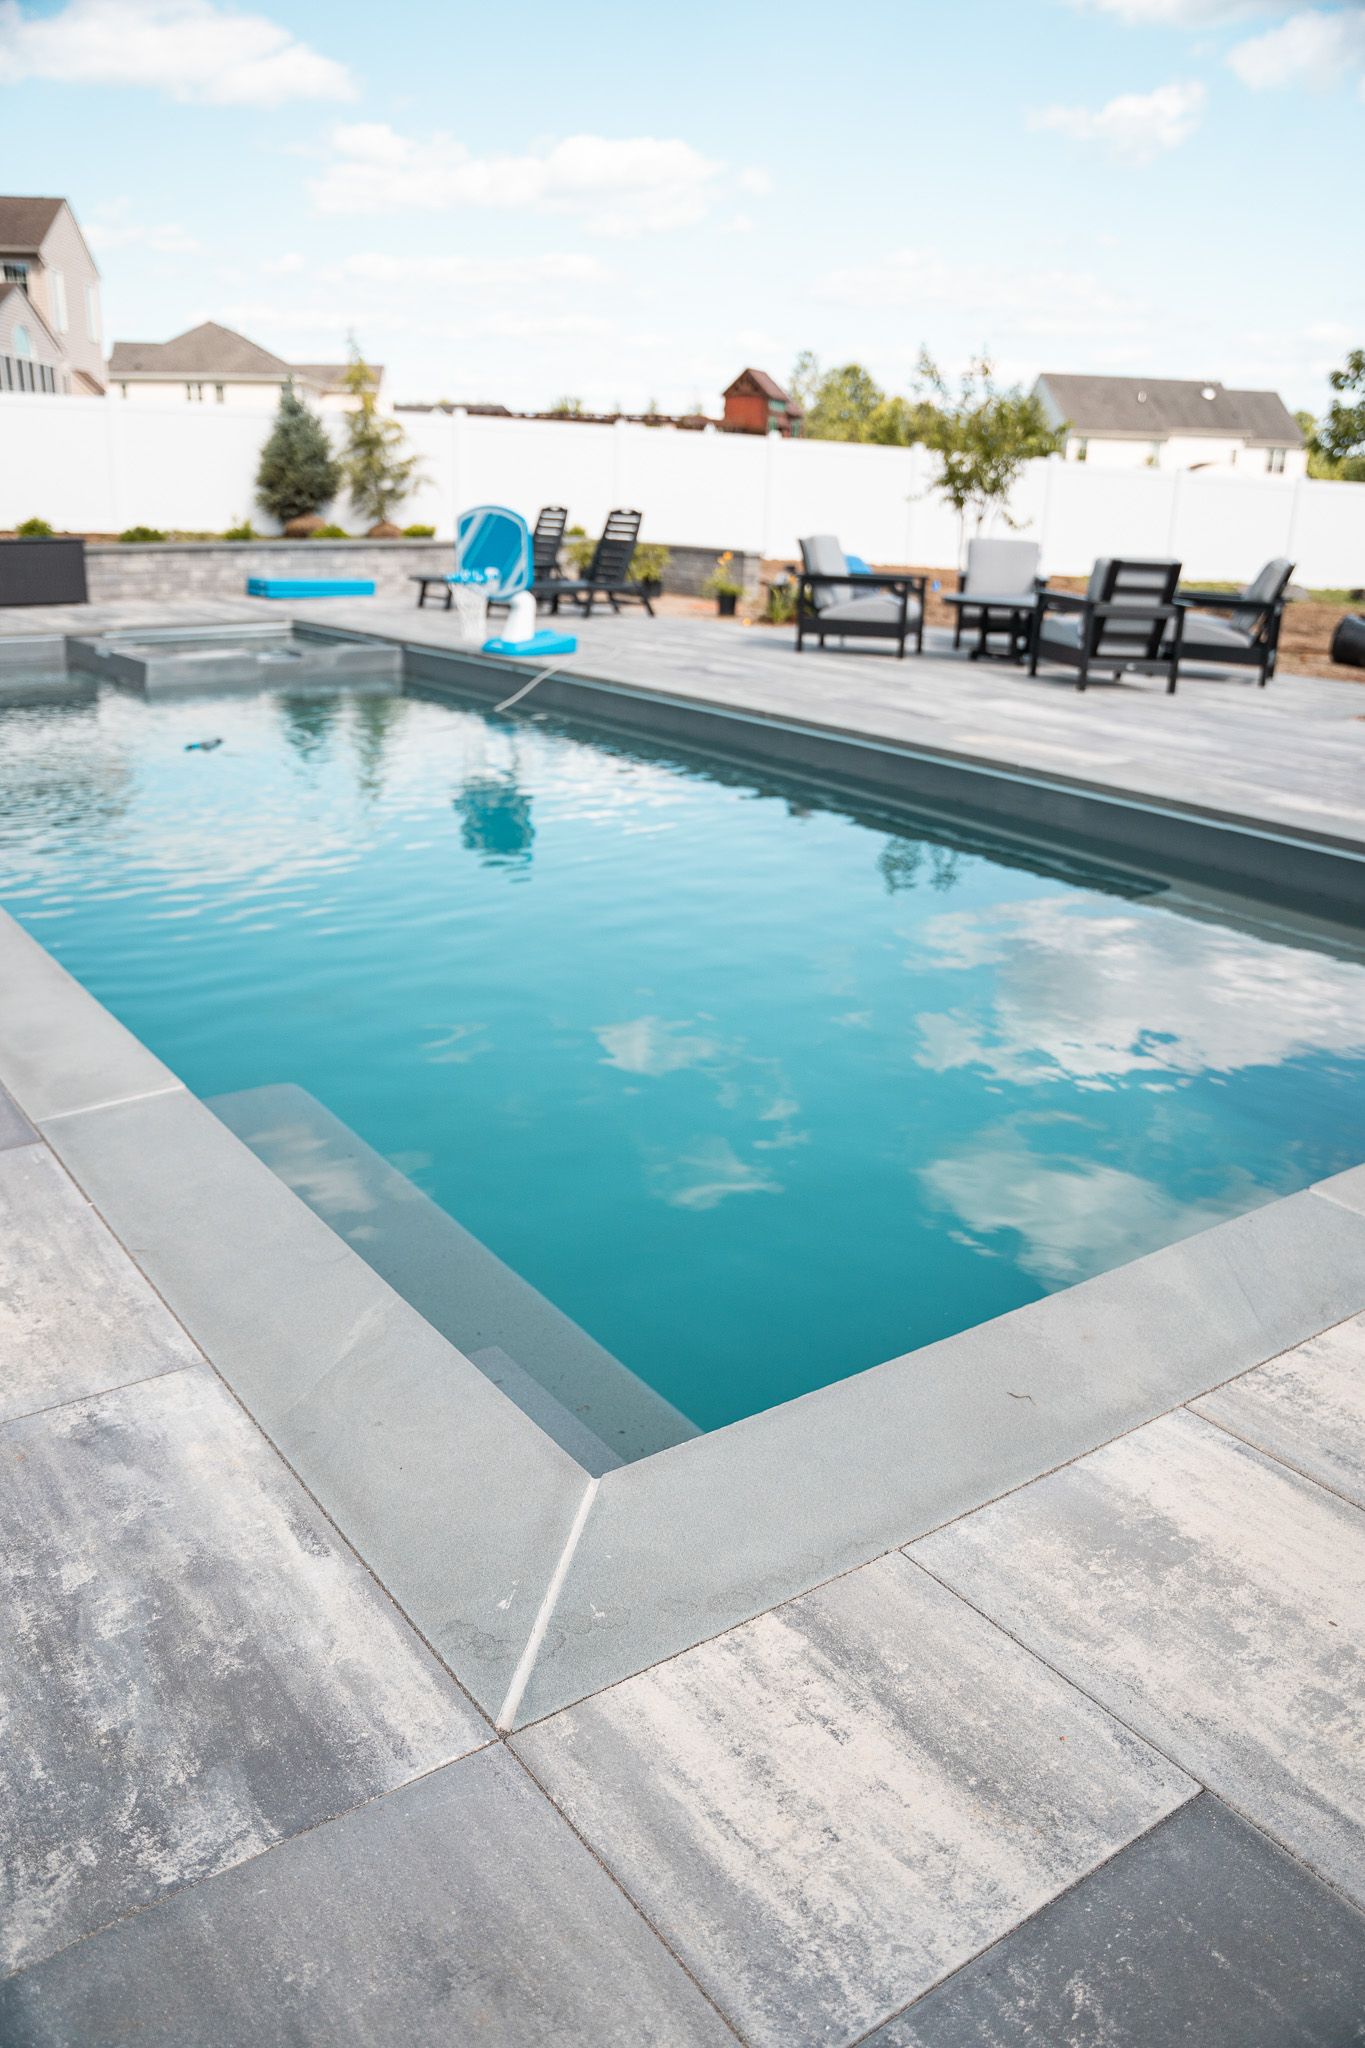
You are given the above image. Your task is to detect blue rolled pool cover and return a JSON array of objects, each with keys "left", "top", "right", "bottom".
[{"left": 246, "top": 578, "right": 376, "bottom": 599}]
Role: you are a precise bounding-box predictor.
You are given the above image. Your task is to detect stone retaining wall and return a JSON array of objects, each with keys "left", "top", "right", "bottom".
[{"left": 82, "top": 540, "right": 760, "bottom": 606}]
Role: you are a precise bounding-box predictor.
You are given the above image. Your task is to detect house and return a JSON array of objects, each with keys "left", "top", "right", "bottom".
[
  {"left": 1033, "top": 374, "right": 1305, "bottom": 476},
  {"left": 0, "top": 196, "right": 104, "bottom": 394},
  {"left": 722, "top": 368, "right": 802, "bottom": 437},
  {"left": 106, "top": 323, "right": 382, "bottom": 411}
]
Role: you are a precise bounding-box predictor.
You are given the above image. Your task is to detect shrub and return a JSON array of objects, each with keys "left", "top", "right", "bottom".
[
  {"left": 764, "top": 578, "right": 797, "bottom": 624},
  {"left": 565, "top": 524, "right": 595, "bottom": 574},
  {"left": 256, "top": 382, "right": 341, "bottom": 525},
  {"left": 630, "top": 542, "right": 669, "bottom": 586},
  {"left": 118, "top": 526, "right": 168, "bottom": 543},
  {"left": 222, "top": 519, "right": 257, "bottom": 540},
  {"left": 309, "top": 523, "right": 350, "bottom": 539},
  {"left": 16, "top": 516, "right": 54, "bottom": 537},
  {"left": 402, "top": 523, "right": 436, "bottom": 537}
]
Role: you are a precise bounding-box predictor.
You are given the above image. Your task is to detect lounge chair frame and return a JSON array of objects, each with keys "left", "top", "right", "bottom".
[
  {"left": 1173, "top": 563, "right": 1292, "bottom": 687},
  {"left": 795, "top": 569, "right": 927, "bottom": 658},
  {"left": 537, "top": 509, "right": 655, "bottom": 616},
  {"left": 1029, "top": 559, "right": 1185, "bottom": 693}
]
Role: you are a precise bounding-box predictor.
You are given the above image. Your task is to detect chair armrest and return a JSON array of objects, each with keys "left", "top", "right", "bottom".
[
  {"left": 1091, "top": 601, "right": 1183, "bottom": 621},
  {"left": 1175, "top": 589, "right": 1275, "bottom": 616},
  {"left": 1036, "top": 588, "right": 1088, "bottom": 614}
]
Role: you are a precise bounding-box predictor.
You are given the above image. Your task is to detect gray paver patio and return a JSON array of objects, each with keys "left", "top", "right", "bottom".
[
  {"left": 0, "top": 1144, "right": 199, "bottom": 1422},
  {"left": 1194, "top": 1311, "right": 1365, "bottom": 1507},
  {"left": 0, "top": 1747, "right": 733, "bottom": 2048},
  {"left": 296, "top": 602, "right": 1365, "bottom": 852},
  {"left": 0, "top": 1363, "right": 487, "bottom": 1974},
  {"left": 871, "top": 1795, "right": 1365, "bottom": 2047},
  {"left": 516, "top": 1552, "right": 1192, "bottom": 2048},
  {"left": 0, "top": 1081, "right": 37, "bottom": 1151},
  {"left": 911, "top": 1406, "right": 1365, "bottom": 1903}
]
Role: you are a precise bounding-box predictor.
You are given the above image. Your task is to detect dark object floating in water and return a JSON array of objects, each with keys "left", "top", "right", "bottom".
[{"left": 184, "top": 738, "right": 223, "bottom": 752}]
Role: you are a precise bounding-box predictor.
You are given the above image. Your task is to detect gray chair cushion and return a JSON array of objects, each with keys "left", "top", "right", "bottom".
[
  {"left": 800, "top": 534, "right": 857, "bottom": 610},
  {"left": 1085, "top": 557, "right": 1111, "bottom": 601},
  {"left": 1171, "top": 615, "right": 1255, "bottom": 654},
  {"left": 963, "top": 538, "right": 1040, "bottom": 597},
  {"left": 1038, "top": 616, "right": 1083, "bottom": 651},
  {"left": 817, "top": 593, "right": 921, "bottom": 628}
]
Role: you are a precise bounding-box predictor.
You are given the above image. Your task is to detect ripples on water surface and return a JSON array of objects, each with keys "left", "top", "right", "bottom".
[{"left": 3, "top": 681, "right": 1364, "bottom": 1429}]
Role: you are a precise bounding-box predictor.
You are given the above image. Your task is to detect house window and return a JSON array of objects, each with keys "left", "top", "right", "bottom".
[
  {"left": 120, "top": 382, "right": 128, "bottom": 399},
  {"left": 3, "top": 260, "right": 28, "bottom": 285},
  {"left": 1267, "top": 447, "right": 1285, "bottom": 475},
  {"left": 86, "top": 285, "right": 100, "bottom": 343},
  {"left": 12, "top": 323, "right": 32, "bottom": 357},
  {"left": 186, "top": 382, "right": 205, "bottom": 401},
  {"left": 215, "top": 384, "right": 225, "bottom": 404},
  {"left": 51, "top": 270, "right": 68, "bottom": 332}
]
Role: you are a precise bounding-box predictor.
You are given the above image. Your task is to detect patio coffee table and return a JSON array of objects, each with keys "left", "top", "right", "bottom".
[{"left": 943, "top": 589, "right": 1040, "bottom": 662}]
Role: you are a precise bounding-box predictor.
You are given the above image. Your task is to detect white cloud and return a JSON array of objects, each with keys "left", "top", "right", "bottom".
[
  {"left": 817, "top": 245, "right": 1142, "bottom": 341},
  {"left": 327, "top": 251, "right": 607, "bottom": 286},
  {"left": 655, "top": 1138, "right": 781, "bottom": 1211},
  {"left": 0, "top": 0, "right": 354, "bottom": 105},
  {"left": 83, "top": 201, "right": 200, "bottom": 253},
  {"left": 310, "top": 123, "right": 736, "bottom": 236},
  {"left": 920, "top": 1119, "right": 1263, "bottom": 1286},
  {"left": 911, "top": 898, "right": 1365, "bottom": 1089},
  {"left": 1069, "top": 0, "right": 1262, "bottom": 19},
  {"left": 1029, "top": 78, "right": 1206, "bottom": 159},
  {"left": 1227, "top": 5, "right": 1365, "bottom": 85},
  {"left": 596, "top": 1017, "right": 720, "bottom": 1076}
]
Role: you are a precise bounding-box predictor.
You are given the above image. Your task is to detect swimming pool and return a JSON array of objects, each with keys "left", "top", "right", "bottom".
[{"left": 3, "top": 674, "right": 1364, "bottom": 1440}]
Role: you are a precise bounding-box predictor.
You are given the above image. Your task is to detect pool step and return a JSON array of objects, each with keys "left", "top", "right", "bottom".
[{"left": 207, "top": 1083, "right": 696, "bottom": 1466}]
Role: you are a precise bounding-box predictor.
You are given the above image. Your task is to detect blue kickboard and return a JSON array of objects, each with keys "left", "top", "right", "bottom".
[
  {"left": 246, "top": 578, "right": 375, "bottom": 598},
  {"left": 481, "top": 630, "right": 577, "bottom": 658}
]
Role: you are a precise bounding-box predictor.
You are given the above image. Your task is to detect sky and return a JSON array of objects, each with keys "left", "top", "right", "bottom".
[{"left": 2, "top": 0, "right": 1362, "bottom": 415}]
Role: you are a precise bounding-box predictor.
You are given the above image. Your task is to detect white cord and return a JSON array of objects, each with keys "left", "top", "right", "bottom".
[{"left": 492, "top": 660, "right": 566, "bottom": 715}]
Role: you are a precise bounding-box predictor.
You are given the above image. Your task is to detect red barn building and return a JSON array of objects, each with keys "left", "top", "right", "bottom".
[{"left": 722, "top": 368, "right": 802, "bottom": 437}]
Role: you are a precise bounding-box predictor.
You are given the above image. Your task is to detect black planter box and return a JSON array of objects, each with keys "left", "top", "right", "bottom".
[{"left": 0, "top": 537, "right": 88, "bottom": 607}]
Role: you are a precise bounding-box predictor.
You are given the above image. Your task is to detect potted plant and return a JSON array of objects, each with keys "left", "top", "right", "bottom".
[
  {"left": 630, "top": 542, "right": 670, "bottom": 599},
  {"left": 703, "top": 550, "right": 743, "bottom": 617}
]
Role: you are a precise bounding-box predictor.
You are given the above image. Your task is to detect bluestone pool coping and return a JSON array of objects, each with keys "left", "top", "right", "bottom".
[{"left": 3, "top": 858, "right": 1365, "bottom": 1731}]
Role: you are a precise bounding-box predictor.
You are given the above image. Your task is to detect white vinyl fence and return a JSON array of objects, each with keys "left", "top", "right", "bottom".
[{"left": 3, "top": 391, "right": 1364, "bottom": 586}]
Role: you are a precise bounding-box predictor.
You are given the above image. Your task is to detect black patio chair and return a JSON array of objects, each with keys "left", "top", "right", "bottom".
[
  {"left": 537, "top": 509, "right": 654, "bottom": 615},
  {"left": 1170, "top": 558, "right": 1294, "bottom": 687},
  {"left": 1029, "top": 557, "right": 1185, "bottom": 693},
  {"left": 795, "top": 534, "right": 925, "bottom": 657},
  {"left": 531, "top": 505, "right": 568, "bottom": 584}
]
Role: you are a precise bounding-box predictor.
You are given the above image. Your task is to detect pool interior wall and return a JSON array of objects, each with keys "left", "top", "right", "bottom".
[{"left": 2, "top": 650, "right": 1364, "bottom": 1458}]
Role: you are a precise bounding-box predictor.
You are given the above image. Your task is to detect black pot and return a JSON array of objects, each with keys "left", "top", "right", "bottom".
[
  {"left": 639, "top": 577, "right": 662, "bottom": 598},
  {"left": 716, "top": 591, "right": 738, "bottom": 617},
  {"left": 1330, "top": 613, "right": 1365, "bottom": 669}
]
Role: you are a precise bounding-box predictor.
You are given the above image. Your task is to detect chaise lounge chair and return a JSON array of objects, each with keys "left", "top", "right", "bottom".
[
  {"left": 796, "top": 535, "right": 925, "bottom": 657},
  {"left": 537, "top": 509, "right": 654, "bottom": 616},
  {"left": 950, "top": 537, "right": 1042, "bottom": 659},
  {"left": 531, "top": 505, "right": 568, "bottom": 586},
  {"left": 1029, "top": 557, "right": 1184, "bottom": 693},
  {"left": 1168, "top": 558, "right": 1294, "bottom": 687}
]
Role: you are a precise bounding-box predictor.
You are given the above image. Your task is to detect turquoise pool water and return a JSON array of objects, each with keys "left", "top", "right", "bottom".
[{"left": 3, "top": 679, "right": 1365, "bottom": 1432}]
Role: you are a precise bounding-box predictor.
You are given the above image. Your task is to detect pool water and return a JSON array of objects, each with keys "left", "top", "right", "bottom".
[{"left": 3, "top": 680, "right": 1365, "bottom": 1433}]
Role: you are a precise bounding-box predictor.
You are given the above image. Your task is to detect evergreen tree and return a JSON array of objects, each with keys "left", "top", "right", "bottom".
[
  {"left": 255, "top": 382, "right": 341, "bottom": 524},
  {"left": 340, "top": 344, "right": 424, "bottom": 526}
]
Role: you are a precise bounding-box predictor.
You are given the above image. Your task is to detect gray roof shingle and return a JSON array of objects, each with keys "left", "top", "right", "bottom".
[
  {"left": 0, "top": 197, "right": 66, "bottom": 254},
  {"left": 1036, "top": 374, "right": 1302, "bottom": 446},
  {"left": 108, "top": 322, "right": 293, "bottom": 378}
]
